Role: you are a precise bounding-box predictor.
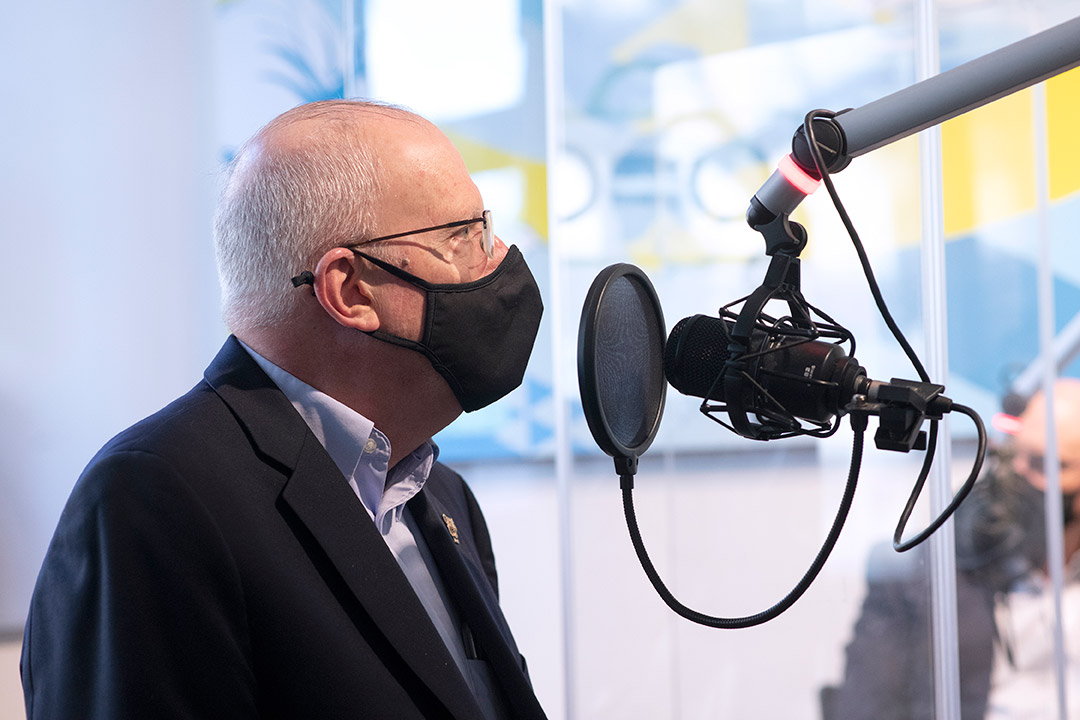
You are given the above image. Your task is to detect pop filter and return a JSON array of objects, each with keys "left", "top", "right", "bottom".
[{"left": 577, "top": 263, "right": 667, "bottom": 475}]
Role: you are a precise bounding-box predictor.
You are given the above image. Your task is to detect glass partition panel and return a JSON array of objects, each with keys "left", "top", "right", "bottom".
[
  {"left": 934, "top": 3, "right": 1080, "bottom": 719},
  {"left": 552, "top": 0, "right": 1080, "bottom": 718},
  {"left": 555, "top": 2, "right": 931, "bottom": 717}
]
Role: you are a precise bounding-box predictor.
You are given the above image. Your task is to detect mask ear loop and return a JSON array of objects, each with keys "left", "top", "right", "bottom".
[
  {"left": 291, "top": 271, "right": 315, "bottom": 288},
  {"left": 292, "top": 252, "right": 467, "bottom": 402}
]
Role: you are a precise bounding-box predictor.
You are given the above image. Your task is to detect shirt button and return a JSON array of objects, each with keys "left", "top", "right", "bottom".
[{"left": 363, "top": 438, "right": 377, "bottom": 454}]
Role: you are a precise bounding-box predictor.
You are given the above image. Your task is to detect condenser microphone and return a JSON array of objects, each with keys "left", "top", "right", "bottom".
[{"left": 663, "top": 314, "right": 868, "bottom": 430}]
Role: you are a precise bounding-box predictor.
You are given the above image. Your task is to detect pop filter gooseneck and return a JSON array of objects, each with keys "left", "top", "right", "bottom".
[{"left": 578, "top": 264, "right": 869, "bottom": 629}]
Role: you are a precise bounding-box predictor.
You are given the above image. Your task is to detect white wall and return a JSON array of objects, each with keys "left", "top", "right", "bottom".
[{"left": 0, "top": 2, "right": 222, "bottom": 630}]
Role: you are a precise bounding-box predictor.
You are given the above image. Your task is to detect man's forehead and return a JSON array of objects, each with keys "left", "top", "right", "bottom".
[
  {"left": 1016, "top": 417, "right": 1080, "bottom": 462},
  {"left": 375, "top": 135, "right": 477, "bottom": 212},
  {"left": 263, "top": 103, "right": 478, "bottom": 220}
]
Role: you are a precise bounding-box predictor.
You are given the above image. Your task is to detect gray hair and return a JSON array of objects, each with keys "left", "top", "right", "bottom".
[{"left": 213, "top": 100, "right": 412, "bottom": 332}]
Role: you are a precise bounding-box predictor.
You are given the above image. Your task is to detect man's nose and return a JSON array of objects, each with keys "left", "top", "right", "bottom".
[{"left": 481, "top": 235, "right": 510, "bottom": 276}]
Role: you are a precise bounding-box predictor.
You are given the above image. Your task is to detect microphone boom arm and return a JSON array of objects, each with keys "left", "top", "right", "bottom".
[
  {"left": 748, "top": 15, "right": 1080, "bottom": 227},
  {"left": 734, "top": 15, "right": 1056, "bottom": 552},
  {"left": 835, "top": 16, "right": 1080, "bottom": 159}
]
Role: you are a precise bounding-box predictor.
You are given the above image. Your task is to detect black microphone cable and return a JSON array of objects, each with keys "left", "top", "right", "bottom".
[
  {"left": 619, "top": 411, "right": 868, "bottom": 629},
  {"left": 802, "top": 109, "right": 987, "bottom": 553},
  {"left": 612, "top": 112, "right": 988, "bottom": 631}
]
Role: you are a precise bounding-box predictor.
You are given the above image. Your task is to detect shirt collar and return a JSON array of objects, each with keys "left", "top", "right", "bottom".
[{"left": 240, "top": 342, "right": 438, "bottom": 529}]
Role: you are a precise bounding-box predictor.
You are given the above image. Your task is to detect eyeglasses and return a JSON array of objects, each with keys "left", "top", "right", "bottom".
[
  {"left": 289, "top": 210, "right": 494, "bottom": 289},
  {"left": 1019, "top": 451, "right": 1074, "bottom": 476},
  {"left": 347, "top": 209, "right": 494, "bottom": 259}
]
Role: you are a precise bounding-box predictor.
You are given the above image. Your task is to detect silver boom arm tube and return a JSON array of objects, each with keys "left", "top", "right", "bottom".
[{"left": 750, "top": 15, "right": 1080, "bottom": 226}]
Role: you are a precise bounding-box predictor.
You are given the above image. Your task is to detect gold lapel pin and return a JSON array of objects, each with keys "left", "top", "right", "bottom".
[{"left": 442, "top": 513, "right": 460, "bottom": 544}]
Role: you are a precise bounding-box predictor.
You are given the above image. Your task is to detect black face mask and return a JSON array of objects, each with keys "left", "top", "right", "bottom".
[
  {"left": 956, "top": 448, "right": 1079, "bottom": 591},
  {"left": 353, "top": 245, "right": 544, "bottom": 412}
]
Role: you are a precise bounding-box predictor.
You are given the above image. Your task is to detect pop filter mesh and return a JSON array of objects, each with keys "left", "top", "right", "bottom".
[{"left": 594, "top": 274, "right": 666, "bottom": 449}]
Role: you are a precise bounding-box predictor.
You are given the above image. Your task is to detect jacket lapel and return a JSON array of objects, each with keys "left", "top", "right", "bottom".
[
  {"left": 410, "top": 488, "right": 547, "bottom": 720},
  {"left": 203, "top": 337, "right": 484, "bottom": 719}
]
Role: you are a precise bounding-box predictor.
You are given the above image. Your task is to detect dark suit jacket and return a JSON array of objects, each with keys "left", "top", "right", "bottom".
[
  {"left": 823, "top": 544, "right": 996, "bottom": 720},
  {"left": 21, "top": 336, "right": 547, "bottom": 719}
]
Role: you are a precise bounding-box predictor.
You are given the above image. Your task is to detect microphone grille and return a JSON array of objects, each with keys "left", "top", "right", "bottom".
[{"left": 663, "top": 315, "right": 734, "bottom": 399}]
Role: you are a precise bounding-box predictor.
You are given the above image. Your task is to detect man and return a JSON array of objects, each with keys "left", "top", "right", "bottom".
[
  {"left": 20, "top": 100, "right": 547, "bottom": 719},
  {"left": 824, "top": 378, "right": 1080, "bottom": 719}
]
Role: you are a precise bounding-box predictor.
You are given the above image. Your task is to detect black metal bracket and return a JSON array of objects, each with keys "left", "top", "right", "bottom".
[{"left": 846, "top": 379, "right": 953, "bottom": 453}]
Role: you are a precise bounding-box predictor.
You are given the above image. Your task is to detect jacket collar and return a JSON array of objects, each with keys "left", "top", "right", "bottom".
[{"left": 202, "top": 336, "right": 488, "bottom": 719}]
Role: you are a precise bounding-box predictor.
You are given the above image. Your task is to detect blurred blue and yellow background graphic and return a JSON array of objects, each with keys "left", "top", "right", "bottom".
[{"left": 3, "top": 1, "right": 1079, "bottom": 718}]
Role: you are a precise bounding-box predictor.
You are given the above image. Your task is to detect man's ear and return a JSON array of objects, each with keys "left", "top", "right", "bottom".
[{"left": 312, "top": 247, "right": 380, "bottom": 332}]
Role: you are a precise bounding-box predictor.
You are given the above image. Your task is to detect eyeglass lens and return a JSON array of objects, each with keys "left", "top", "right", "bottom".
[
  {"left": 1024, "top": 452, "right": 1072, "bottom": 475},
  {"left": 481, "top": 210, "right": 494, "bottom": 258}
]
